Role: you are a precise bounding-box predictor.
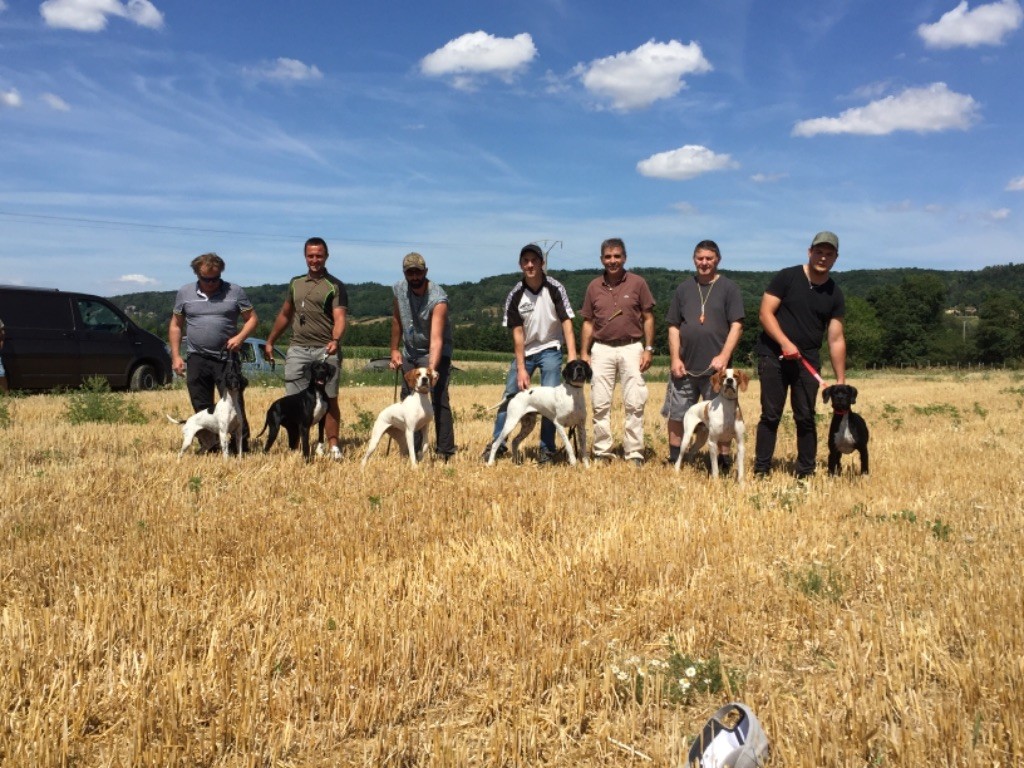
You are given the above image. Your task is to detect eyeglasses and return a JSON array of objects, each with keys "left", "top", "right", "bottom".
[{"left": 198, "top": 275, "right": 221, "bottom": 282}]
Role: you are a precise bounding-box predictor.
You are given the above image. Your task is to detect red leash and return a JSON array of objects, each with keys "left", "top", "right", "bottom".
[{"left": 781, "top": 352, "right": 828, "bottom": 387}]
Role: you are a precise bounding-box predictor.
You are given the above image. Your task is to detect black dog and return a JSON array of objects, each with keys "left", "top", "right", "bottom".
[
  {"left": 823, "top": 384, "right": 869, "bottom": 475},
  {"left": 255, "top": 360, "right": 335, "bottom": 459}
]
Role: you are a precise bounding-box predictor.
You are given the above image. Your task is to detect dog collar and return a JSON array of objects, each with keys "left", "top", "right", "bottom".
[{"left": 832, "top": 410, "right": 849, "bottom": 416}]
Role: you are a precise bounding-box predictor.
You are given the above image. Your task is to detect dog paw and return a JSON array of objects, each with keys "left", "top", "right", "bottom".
[
  {"left": 315, "top": 443, "right": 325, "bottom": 457},
  {"left": 330, "top": 445, "right": 342, "bottom": 460}
]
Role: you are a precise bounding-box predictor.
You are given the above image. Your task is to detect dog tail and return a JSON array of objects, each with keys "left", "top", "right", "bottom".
[
  {"left": 489, "top": 393, "right": 515, "bottom": 413},
  {"left": 166, "top": 414, "right": 185, "bottom": 424}
]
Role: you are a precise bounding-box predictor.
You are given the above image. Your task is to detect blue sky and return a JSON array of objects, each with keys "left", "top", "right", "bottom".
[{"left": 1, "top": 0, "right": 1023, "bottom": 296}]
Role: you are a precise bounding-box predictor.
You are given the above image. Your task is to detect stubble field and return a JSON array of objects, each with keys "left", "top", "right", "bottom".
[{"left": 1, "top": 368, "right": 1022, "bottom": 767}]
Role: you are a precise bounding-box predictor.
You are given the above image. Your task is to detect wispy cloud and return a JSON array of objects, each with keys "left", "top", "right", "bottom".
[
  {"left": 670, "top": 201, "right": 699, "bottom": 215},
  {"left": 244, "top": 57, "right": 324, "bottom": 83},
  {"left": 0, "top": 1, "right": 8, "bottom": 12},
  {"left": 40, "top": 0, "right": 164, "bottom": 32},
  {"left": 576, "top": 39, "right": 711, "bottom": 111},
  {"left": 750, "top": 172, "right": 788, "bottom": 184},
  {"left": 1, "top": 88, "right": 21, "bottom": 108},
  {"left": 792, "top": 82, "right": 978, "bottom": 136},
  {"left": 421, "top": 31, "right": 536, "bottom": 90},
  {"left": 41, "top": 92, "right": 71, "bottom": 111},
  {"left": 117, "top": 273, "right": 158, "bottom": 286},
  {"left": 985, "top": 207, "right": 1011, "bottom": 220},
  {"left": 1006, "top": 175, "right": 1024, "bottom": 191},
  {"left": 918, "top": 0, "right": 1023, "bottom": 48},
  {"left": 637, "top": 144, "right": 737, "bottom": 181}
]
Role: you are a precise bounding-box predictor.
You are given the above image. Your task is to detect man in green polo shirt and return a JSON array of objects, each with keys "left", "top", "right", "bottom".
[{"left": 265, "top": 237, "right": 348, "bottom": 459}]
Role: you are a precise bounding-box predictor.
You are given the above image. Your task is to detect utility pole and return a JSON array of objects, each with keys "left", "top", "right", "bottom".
[{"left": 536, "top": 240, "right": 562, "bottom": 268}]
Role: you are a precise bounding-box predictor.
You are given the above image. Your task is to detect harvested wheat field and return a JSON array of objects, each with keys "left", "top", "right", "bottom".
[{"left": 1, "top": 369, "right": 1022, "bottom": 767}]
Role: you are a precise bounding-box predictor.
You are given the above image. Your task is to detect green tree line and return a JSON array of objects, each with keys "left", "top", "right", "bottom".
[{"left": 115, "top": 263, "right": 1024, "bottom": 368}]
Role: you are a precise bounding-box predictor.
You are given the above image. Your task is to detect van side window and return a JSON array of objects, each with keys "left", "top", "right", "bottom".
[
  {"left": 239, "top": 343, "right": 256, "bottom": 363},
  {"left": 77, "top": 300, "right": 126, "bottom": 333},
  {"left": 3, "top": 292, "right": 73, "bottom": 330}
]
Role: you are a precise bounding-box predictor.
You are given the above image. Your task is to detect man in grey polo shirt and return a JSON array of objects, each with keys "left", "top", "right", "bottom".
[
  {"left": 265, "top": 237, "right": 348, "bottom": 459},
  {"left": 169, "top": 252, "right": 258, "bottom": 449}
]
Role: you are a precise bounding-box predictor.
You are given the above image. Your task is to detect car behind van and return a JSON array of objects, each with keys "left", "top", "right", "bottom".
[{"left": 0, "top": 285, "right": 172, "bottom": 391}]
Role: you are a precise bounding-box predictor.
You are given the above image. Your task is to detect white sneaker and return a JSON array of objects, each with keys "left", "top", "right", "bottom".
[{"left": 330, "top": 445, "right": 342, "bottom": 460}]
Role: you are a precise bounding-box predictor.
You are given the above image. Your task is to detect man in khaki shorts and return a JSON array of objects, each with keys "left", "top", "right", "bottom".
[{"left": 265, "top": 237, "right": 348, "bottom": 458}]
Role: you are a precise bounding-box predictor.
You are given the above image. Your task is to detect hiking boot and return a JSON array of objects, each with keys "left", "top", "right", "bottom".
[
  {"left": 330, "top": 445, "right": 342, "bottom": 461},
  {"left": 537, "top": 447, "right": 555, "bottom": 465}
]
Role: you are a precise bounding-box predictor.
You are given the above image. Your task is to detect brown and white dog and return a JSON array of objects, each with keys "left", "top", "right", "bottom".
[
  {"left": 673, "top": 367, "right": 749, "bottom": 483},
  {"left": 361, "top": 367, "right": 437, "bottom": 468}
]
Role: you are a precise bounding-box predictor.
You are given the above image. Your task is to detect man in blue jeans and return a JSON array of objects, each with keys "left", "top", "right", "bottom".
[{"left": 483, "top": 243, "right": 578, "bottom": 464}]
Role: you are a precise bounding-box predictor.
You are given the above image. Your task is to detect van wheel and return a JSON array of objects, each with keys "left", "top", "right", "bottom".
[{"left": 130, "top": 364, "right": 159, "bottom": 391}]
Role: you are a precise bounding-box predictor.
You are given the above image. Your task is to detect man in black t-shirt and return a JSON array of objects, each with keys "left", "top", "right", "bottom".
[{"left": 754, "top": 231, "right": 847, "bottom": 479}]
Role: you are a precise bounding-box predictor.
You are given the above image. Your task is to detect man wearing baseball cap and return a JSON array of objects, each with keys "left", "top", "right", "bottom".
[
  {"left": 482, "top": 243, "right": 578, "bottom": 464},
  {"left": 390, "top": 252, "right": 456, "bottom": 460},
  {"left": 754, "top": 231, "right": 846, "bottom": 479}
]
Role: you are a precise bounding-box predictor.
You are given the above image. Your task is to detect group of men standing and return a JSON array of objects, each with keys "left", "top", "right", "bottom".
[
  {"left": 168, "top": 230, "right": 846, "bottom": 477},
  {"left": 486, "top": 231, "right": 846, "bottom": 477}
]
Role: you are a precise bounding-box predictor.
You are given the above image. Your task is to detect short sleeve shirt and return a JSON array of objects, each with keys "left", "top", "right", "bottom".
[
  {"left": 503, "top": 275, "right": 574, "bottom": 356},
  {"left": 756, "top": 265, "right": 844, "bottom": 365},
  {"left": 666, "top": 275, "right": 744, "bottom": 371},
  {"left": 582, "top": 270, "right": 655, "bottom": 344},
  {"left": 288, "top": 272, "right": 348, "bottom": 347},
  {"left": 173, "top": 280, "right": 253, "bottom": 358}
]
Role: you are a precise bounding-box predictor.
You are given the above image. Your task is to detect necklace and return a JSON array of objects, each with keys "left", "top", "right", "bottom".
[{"left": 696, "top": 276, "right": 717, "bottom": 324}]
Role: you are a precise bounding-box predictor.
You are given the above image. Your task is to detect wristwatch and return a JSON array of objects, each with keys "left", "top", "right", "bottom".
[{"left": 644, "top": 345, "right": 655, "bottom": 352}]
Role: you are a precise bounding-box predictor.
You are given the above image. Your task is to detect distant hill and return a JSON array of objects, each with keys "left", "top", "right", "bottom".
[{"left": 114, "top": 263, "right": 1024, "bottom": 333}]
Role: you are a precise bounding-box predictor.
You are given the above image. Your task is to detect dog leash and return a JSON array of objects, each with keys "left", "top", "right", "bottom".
[{"left": 781, "top": 352, "right": 827, "bottom": 387}]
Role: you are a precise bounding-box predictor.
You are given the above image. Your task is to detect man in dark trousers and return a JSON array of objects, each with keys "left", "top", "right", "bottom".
[{"left": 754, "top": 231, "right": 847, "bottom": 479}]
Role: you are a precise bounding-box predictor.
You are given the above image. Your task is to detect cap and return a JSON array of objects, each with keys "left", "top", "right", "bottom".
[
  {"left": 519, "top": 243, "right": 544, "bottom": 260},
  {"left": 402, "top": 252, "right": 427, "bottom": 272},
  {"left": 810, "top": 231, "right": 839, "bottom": 250}
]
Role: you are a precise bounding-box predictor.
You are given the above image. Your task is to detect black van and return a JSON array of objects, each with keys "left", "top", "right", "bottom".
[{"left": 0, "top": 286, "right": 172, "bottom": 391}]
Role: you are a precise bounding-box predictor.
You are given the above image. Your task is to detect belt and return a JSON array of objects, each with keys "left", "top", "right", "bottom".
[{"left": 596, "top": 338, "right": 640, "bottom": 347}]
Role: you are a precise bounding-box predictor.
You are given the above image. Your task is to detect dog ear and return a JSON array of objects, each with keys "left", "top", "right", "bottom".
[
  {"left": 711, "top": 370, "right": 723, "bottom": 392},
  {"left": 822, "top": 386, "right": 832, "bottom": 403},
  {"left": 850, "top": 386, "right": 857, "bottom": 403},
  {"left": 404, "top": 369, "right": 418, "bottom": 388},
  {"left": 737, "top": 370, "right": 749, "bottom": 392}
]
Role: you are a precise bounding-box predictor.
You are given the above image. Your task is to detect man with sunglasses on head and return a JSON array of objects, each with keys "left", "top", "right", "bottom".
[
  {"left": 389, "top": 252, "right": 455, "bottom": 461},
  {"left": 265, "top": 237, "right": 348, "bottom": 459},
  {"left": 169, "top": 252, "right": 258, "bottom": 451}
]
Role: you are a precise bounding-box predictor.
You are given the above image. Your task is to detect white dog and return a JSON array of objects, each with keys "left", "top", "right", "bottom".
[
  {"left": 674, "top": 368, "right": 749, "bottom": 483},
  {"left": 167, "top": 363, "right": 245, "bottom": 458},
  {"left": 361, "top": 367, "right": 436, "bottom": 467},
  {"left": 487, "top": 359, "right": 592, "bottom": 467}
]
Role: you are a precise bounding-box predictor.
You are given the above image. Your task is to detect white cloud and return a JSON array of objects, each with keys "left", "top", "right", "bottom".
[
  {"left": 420, "top": 31, "right": 536, "bottom": 88},
  {"left": 792, "top": 83, "right": 978, "bottom": 137},
  {"left": 918, "top": 0, "right": 1023, "bottom": 48},
  {"left": 576, "top": 39, "right": 711, "bottom": 111},
  {"left": 117, "top": 273, "right": 158, "bottom": 286},
  {"left": 671, "top": 201, "right": 699, "bottom": 215},
  {"left": 0, "top": 1, "right": 8, "bottom": 12},
  {"left": 637, "top": 145, "right": 737, "bottom": 181},
  {"left": 40, "top": 0, "right": 164, "bottom": 32},
  {"left": 1, "top": 88, "right": 22, "bottom": 108},
  {"left": 750, "top": 172, "right": 788, "bottom": 183},
  {"left": 41, "top": 92, "right": 71, "bottom": 111},
  {"left": 245, "top": 57, "right": 324, "bottom": 82},
  {"left": 1006, "top": 175, "right": 1024, "bottom": 191},
  {"left": 986, "top": 207, "right": 1011, "bottom": 220}
]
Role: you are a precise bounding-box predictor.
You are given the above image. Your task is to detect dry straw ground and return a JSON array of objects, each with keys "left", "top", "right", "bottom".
[{"left": 1, "top": 368, "right": 1022, "bottom": 767}]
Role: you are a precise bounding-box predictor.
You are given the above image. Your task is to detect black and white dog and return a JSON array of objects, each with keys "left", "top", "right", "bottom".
[
  {"left": 823, "top": 384, "right": 869, "bottom": 475},
  {"left": 361, "top": 367, "right": 436, "bottom": 468},
  {"left": 167, "top": 359, "right": 246, "bottom": 458},
  {"left": 487, "top": 359, "right": 592, "bottom": 467},
  {"left": 255, "top": 360, "right": 335, "bottom": 459}
]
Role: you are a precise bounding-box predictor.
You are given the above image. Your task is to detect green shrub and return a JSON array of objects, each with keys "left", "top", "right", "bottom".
[{"left": 67, "top": 377, "right": 147, "bottom": 425}]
